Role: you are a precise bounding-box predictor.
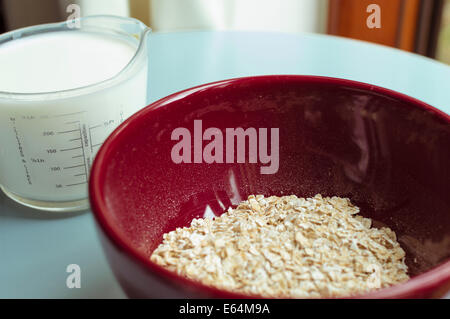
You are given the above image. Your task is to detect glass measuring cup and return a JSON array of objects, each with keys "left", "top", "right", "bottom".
[{"left": 0, "top": 16, "right": 150, "bottom": 212}]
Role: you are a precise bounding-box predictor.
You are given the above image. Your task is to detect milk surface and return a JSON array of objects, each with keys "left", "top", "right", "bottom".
[{"left": 0, "top": 31, "right": 136, "bottom": 93}]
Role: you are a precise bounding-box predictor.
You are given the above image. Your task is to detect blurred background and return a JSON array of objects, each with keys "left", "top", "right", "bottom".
[{"left": 0, "top": 0, "right": 449, "bottom": 64}]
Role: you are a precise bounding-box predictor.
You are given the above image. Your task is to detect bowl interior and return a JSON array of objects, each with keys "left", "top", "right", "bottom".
[{"left": 92, "top": 76, "right": 450, "bottom": 295}]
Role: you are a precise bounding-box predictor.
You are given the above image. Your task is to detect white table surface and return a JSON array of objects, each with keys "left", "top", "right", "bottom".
[{"left": 1, "top": 31, "right": 449, "bottom": 299}]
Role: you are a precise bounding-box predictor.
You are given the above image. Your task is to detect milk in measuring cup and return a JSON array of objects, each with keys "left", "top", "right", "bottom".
[{"left": 0, "top": 30, "right": 148, "bottom": 207}]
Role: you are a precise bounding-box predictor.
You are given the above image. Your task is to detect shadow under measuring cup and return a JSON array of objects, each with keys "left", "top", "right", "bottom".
[{"left": 0, "top": 16, "right": 151, "bottom": 212}]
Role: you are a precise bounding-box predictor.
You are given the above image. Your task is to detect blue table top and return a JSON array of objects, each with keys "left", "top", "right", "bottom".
[{"left": 1, "top": 31, "right": 449, "bottom": 298}]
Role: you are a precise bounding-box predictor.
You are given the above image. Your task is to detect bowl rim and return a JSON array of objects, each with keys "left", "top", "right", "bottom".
[{"left": 89, "top": 74, "right": 450, "bottom": 299}]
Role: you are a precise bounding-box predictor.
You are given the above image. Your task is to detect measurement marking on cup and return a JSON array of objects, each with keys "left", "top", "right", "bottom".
[
  {"left": 88, "top": 124, "right": 102, "bottom": 152},
  {"left": 60, "top": 146, "right": 83, "bottom": 152},
  {"left": 57, "top": 129, "right": 80, "bottom": 135},
  {"left": 53, "top": 111, "right": 86, "bottom": 118},
  {"left": 78, "top": 124, "right": 89, "bottom": 181},
  {"left": 88, "top": 128, "right": 94, "bottom": 152},
  {"left": 66, "top": 182, "right": 87, "bottom": 187},
  {"left": 60, "top": 123, "right": 89, "bottom": 188},
  {"left": 64, "top": 164, "right": 85, "bottom": 170}
]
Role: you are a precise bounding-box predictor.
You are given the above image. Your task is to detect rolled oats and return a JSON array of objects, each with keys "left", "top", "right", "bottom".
[{"left": 150, "top": 194, "right": 409, "bottom": 298}]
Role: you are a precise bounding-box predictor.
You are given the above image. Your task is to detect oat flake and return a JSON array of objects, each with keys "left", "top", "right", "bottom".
[{"left": 151, "top": 194, "right": 409, "bottom": 298}]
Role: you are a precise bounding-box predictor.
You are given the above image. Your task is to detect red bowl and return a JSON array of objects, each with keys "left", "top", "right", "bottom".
[{"left": 89, "top": 75, "right": 450, "bottom": 298}]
